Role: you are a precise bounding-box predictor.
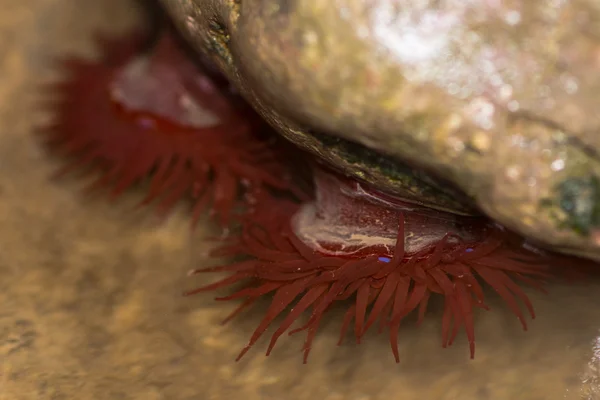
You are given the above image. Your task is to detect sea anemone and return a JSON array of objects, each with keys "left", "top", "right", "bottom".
[
  {"left": 186, "top": 166, "right": 554, "bottom": 363},
  {"left": 41, "top": 29, "right": 298, "bottom": 226}
]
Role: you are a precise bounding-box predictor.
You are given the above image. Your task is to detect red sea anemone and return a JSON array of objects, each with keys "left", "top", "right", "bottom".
[
  {"left": 41, "top": 26, "right": 590, "bottom": 364},
  {"left": 42, "top": 30, "right": 298, "bottom": 226},
  {"left": 186, "top": 167, "right": 558, "bottom": 363}
]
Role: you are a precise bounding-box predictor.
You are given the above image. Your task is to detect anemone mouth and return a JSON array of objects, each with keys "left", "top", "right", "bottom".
[
  {"left": 41, "top": 29, "right": 300, "bottom": 226},
  {"left": 185, "top": 165, "right": 559, "bottom": 364}
]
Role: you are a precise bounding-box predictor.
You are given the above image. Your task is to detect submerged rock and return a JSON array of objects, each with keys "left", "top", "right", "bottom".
[{"left": 160, "top": 0, "right": 600, "bottom": 261}]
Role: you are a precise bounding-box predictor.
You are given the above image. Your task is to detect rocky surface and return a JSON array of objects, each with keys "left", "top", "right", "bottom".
[
  {"left": 162, "top": 0, "right": 600, "bottom": 262},
  {"left": 3, "top": 1, "right": 600, "bottom": 399}
]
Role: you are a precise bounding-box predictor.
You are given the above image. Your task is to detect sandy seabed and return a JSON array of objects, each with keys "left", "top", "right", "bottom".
[{"left": 1, "top": 1, "right": 600, "bottom": 399}]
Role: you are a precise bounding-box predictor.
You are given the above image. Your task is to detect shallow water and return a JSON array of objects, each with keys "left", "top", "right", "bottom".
[{"left": 1, "top": 1, "right": 600, "bottom": 399}]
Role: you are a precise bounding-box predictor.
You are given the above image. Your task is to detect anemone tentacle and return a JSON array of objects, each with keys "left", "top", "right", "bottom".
[{"left": 186, "top": 199, "right": 551, "bottom": 363}]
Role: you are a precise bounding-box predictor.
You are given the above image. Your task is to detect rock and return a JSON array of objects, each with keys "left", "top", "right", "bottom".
[{"left": 161, "top": 0, "right": 600, "bottom": 261}]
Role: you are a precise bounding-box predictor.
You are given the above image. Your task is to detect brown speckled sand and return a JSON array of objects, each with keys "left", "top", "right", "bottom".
[{"left": 2, "top": 1, "right": 600, "bottom": 399}]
